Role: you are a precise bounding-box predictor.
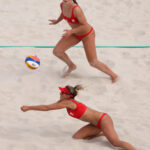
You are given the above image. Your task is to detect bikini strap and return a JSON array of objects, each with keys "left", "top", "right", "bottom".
[{"left": 72, "top": 5, "right": 79, "bottom": 18}]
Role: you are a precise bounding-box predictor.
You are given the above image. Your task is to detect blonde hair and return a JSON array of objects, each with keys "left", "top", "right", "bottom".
[{"left": 66, "top": 85, "right": 83, "bottom": 98}]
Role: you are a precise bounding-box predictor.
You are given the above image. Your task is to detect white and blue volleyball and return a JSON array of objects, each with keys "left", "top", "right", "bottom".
[{"left": 25, "top": 55, "right": 40, "bottom": 69}]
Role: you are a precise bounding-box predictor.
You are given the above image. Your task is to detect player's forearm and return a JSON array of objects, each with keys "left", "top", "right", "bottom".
[
  {"left": 56, "top": 13, "right": 63, "bottom": 24},
  {"left": 28, "top": 105, "right": 50, "bottom": 111}
]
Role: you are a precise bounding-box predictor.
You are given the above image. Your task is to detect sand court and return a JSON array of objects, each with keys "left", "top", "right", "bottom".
[{"left": 0, "top": 0, "right": 150, "bottom": 149}]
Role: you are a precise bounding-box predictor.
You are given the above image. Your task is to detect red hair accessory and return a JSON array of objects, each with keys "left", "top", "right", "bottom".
[{"left": 59, "top": 87, "right": 74, "bottom": 97}]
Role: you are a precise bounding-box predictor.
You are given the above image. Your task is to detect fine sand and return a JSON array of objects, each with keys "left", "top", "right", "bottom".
[{"left": 0, "top": 0, "right": 150, "bottom": 150}]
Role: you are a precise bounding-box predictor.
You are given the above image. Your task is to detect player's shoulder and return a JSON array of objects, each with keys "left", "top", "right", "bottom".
[
  {"left": 74, "top": 5, "right": 83, "bottom": 16},
  {"left": 74, "top": 5, "right": 82, "bottom": 12}
]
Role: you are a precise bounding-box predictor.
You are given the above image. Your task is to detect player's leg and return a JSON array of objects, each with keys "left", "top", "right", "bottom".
[{"left": 53, "top": 35, "right": 81, "bottom": 77}]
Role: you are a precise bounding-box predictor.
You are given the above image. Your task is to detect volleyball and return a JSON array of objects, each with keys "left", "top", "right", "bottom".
[{"left": 25, "top": 55, "right": 40, "bottom": 69}]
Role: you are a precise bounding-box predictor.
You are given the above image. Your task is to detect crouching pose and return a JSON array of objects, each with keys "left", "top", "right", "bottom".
[{"left": 21, "top": 85, "right": 136, "bottom": 150}]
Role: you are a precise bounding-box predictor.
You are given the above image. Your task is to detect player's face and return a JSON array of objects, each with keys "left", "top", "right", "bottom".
[{"left": 60, "top": 91, "right": 70, "bottom": 99}]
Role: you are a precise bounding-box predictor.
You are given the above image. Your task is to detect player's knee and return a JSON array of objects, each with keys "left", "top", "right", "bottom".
[
  {"left": 53, "top": 48, "right": 58, "bottom": 56},
  {"left": 89, "top": 60, "right": 98, "bottom": 67},
  {"left": 110, "top": 139, "right": 121, "bottom": 147},
  {"left": 72, "top": 134, "right": 79, "bottom": 139},
  {"left": 72, "top": 134, "right": 82, "bottom": 139},
  {"left": 53, "top": 48, "right": 63, "bottom": 57}
]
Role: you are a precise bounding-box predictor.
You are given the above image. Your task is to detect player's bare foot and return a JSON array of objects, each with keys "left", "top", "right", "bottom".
[
  {"left": 112, "top": 75, "right": 119, "bottom": 83},
  {"left": 62, "top": 64, "right": 77, "bottom": 77}
]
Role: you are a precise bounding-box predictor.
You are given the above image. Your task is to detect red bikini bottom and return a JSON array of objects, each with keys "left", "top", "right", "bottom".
[
  {"left": 97, "top": 113, "right": 107, "bottom": 129},
  {"left": 75, "top": 27, "right": 93, "bottom": 40}
]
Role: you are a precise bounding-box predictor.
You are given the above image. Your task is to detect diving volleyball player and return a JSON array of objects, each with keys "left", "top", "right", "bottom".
[
  {"left": 21, "top": 85, "right": 136, "bottom": 150},
  {"left": 49, "top": 0, "right": 118, "bottom": 82}
]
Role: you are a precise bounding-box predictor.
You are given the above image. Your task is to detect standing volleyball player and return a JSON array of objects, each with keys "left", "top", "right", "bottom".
[{"left": 49, "top": 0, "right": 118, "bottom": 82}]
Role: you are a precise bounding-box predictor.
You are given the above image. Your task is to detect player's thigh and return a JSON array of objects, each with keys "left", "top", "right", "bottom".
[
  {"left": 101, "top": 115, "right": 119, "bottom": 143},
  {"left": 82, "top": 31, "right": 98, "bottom": 62},
  {"left": 73, "top": 123, "right": 101, "bottom": 139},
  {"left": 54, "top": 35, "right": 81, "bottom": 53}
]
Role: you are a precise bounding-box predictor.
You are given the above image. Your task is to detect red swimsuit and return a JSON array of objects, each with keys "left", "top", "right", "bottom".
[
  {"left": 67, "top": 99, "right": 87, "bottom": 119},
  {"left": 66, "top": 99, "right": 107, "bottom": 129},
  {"left": 60, "top": 3, "right": 93, "bottom": 39},
  {"left": 60, "top": 3, "right": 79, "bottom": 24},
  {"left": 97, "top": 113, "right": 107, "bottom": 129}
]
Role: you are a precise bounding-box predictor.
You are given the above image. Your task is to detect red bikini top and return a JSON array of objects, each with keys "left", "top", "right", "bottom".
[
  {"left": 60, "top": 3, "right": 79, "bottom": 24},
  {"left": 67, "top": 99, "right": 87, "bottom": 119}
]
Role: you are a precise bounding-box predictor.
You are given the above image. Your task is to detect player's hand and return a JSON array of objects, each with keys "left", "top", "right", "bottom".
[
  {"left": 62, "top": 29, "right": 72, "bottom": 38},
  {"left": 48, "top": 19, "right": 58, "bottom": 25},
  {"left": 21, "top": 106, "right": 29, "bottom": 112}
]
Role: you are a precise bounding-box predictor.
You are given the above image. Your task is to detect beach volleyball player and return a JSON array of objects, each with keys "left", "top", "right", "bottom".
[
  {"left": 49, "top": 0, "right": 118, "bottom": 82},
  {"left": 21, "top": 85, "right": 136, "bottom": 150}
]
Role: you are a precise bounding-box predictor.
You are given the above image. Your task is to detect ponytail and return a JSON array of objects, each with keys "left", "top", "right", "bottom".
[
  {"left": 73, "top": 0, "right": 78, "bottom": 5},
  {"left": 74, "top": 85, "right": 84, "bottom": 91},
  {"left": 66, "top": 84, "right": 83, "bottom": 98}
]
